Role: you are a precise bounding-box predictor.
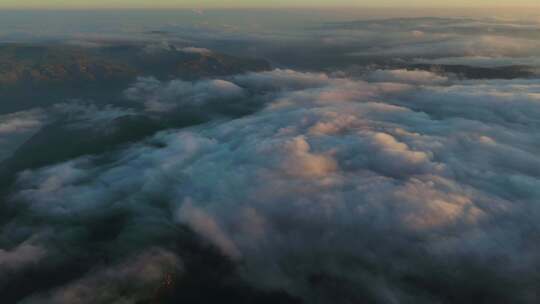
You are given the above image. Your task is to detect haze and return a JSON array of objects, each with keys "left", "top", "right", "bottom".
[
  {"left": 1, "top": 0, "right": 540, "bottom": 9},
  {"left": 1, "top": 3, "right": 540, "bottom": 304}
]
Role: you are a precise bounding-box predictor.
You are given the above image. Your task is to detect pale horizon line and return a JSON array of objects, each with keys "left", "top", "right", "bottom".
[{"left": 1, "top": 5, "right": 540, "bottom": 10}]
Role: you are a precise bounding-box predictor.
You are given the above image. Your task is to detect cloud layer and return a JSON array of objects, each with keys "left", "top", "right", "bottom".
[{"left": 3, "top": 68, "right": 540, "bottom": 303}]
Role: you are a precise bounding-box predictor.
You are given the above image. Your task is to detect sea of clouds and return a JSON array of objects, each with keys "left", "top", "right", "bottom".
[
  {"left": 1, "top": 11, "right": 540, "bottom": 303},
  {"left": 1, "top": 67, "right": 539, "bottom": 303}
]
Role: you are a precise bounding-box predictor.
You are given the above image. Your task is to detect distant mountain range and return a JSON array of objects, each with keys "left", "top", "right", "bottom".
[{"left": 0, "top": 43, "right": 270, "bottom": 113}]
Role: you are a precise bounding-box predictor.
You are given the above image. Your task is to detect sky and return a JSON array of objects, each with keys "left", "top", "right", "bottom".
[
  {"left": 1, "top": 0, "right": 539, "bottom": 9},
  {"left": 1, "top": 0, "right": 540, "bottom": 302}
]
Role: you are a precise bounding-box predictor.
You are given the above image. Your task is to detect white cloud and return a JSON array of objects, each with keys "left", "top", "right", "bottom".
[
  {"left": 233, "top": 69, "right": 331, "bottom": 91},
  {"left": 364, "top": 69, "right": 449, "bottom": 85},
  {"left": 0, "top": 109, "right": 47, "bottom": 161},
  {"left": 0, "top": 109, "right": 46, "bottom": 135},
  {"left": 0, "top": 240, "right": 46, "bottom": 274},
  {"left": 180, "top": 46, "right": 212, "bottom": 55},
  {"left": 22, "top": 248, "right": 181, "bottom": 304},
  {"left": 8, "top": 69, "right": 540, "bottom": 303},
  {"left": 177, "top": 199, "right": 242, "bottom": 260},
  {"left": 350, "top": 35, "right": 540, "bottom": 58},
  {"left": 125, "top": 77, "right": 245, "bottom": 113},
  {"left": 414, "top": 56, "right": 540, "bottom": 68}
]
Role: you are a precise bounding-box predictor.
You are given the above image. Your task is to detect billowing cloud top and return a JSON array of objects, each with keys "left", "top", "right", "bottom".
[{"left": 3, "top": 67, "right": 540, "bottom": 303}]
